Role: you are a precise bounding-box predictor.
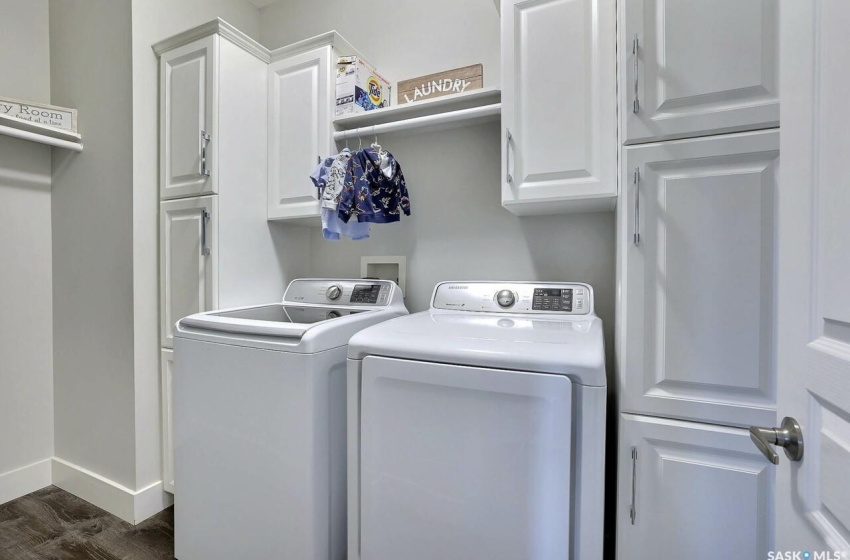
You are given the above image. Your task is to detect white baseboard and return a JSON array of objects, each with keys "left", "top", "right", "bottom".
[
  {"left": 0, "top": 458, "right": 52, "bottom": 506},
  {"left": 51, "top": 458, "right": 173, "bottom": 524}
]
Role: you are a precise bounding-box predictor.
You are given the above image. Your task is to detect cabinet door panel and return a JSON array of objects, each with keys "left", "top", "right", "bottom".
[
  {"left": 617, "top": 414, "right": 774, "bottom": 560},
  {"left": 160, "top": 196, "right": 217, "bottom": 348},
  {"left": 502, "top": 0, "right": 616, "bottom": 215},
  {"left": 268, "top": 47, "right": 330, "bottom": 220},
  {"left": 161, "top": 348, "right": 175, "bottom": 494},
  {"left": 622, "top": 0, "right": 778, "bottom": 144},
  {"left": 622, "top": 130, "right": 779, "bottom": 427},
  {"left": 160, "top": 35, "right": 217, "bottom": 199}
]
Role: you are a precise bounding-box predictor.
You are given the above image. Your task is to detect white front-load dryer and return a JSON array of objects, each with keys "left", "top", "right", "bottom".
[
  {"left": 347, "top": 281, "right": 606, "bottom": 560},
  {"left": 173, "top": 279, "right": 407, "bottom": 560}
]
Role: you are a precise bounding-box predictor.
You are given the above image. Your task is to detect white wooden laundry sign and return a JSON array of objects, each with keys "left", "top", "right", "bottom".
[{"left": 0, "top": 97, "right": 77, "bottom": 132}]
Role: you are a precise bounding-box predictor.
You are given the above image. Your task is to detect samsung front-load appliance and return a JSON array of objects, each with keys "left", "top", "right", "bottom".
[
  {"left": 173, "top": 279, "right": 407, "bottom": 560},
  {"left": 346, "top": 281, "right": 606, "bottom": 560}
]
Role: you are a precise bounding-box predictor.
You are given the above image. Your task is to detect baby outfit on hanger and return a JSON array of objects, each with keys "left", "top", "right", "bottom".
[
  {"left": 311, "top": 149, "right": 370, "bottom": 240},
  {"left": 338, "top": 146, "right": 411, "bottom": 224}
]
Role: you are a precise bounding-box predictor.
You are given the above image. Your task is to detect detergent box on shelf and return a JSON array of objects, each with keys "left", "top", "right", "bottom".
[{"left": 335, "top": 56, "right": 391, "bottom": 116}]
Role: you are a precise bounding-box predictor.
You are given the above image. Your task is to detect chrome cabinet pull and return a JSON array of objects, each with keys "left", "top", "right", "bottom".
[
  {"left": 632, "top": 34, "right": 640, "bottom": 113},
  {"left": 200, "top": 210, "right": 210, "bottom": 256},
  {"left": 630, "top": 446, "right": 638, "bottom": 525},
  {"left": 633, "top": 167, "right": 641, "bottom": 246},
  {"left": 505, "top": 128, "right": 514, "bottom": 184},
  {"left": 200, "top": 130, "right": 211, "bottom": 178}
]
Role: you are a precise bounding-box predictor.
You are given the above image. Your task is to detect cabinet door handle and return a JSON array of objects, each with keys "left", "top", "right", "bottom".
[
  {"left": 200, "top": 210, "right": 210, "bottom": 256},
  {"left": 200, "top": 130, "right": 211, "bottom": 178},
  {"left": 630, "top": 446, "right": 638, "bottom": 525},
  {"left": 632, "top": 34, "right": 640, "bottom": 113},
  {"left": 633, "top": 167, "right": 641, "bottom": 246},
  {"left": 505, "top": 128, "right": 514, "bottom": 184}
]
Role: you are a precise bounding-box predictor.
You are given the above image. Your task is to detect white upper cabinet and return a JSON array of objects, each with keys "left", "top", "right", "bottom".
[
  {"left": 620, "top": 129, "right": 779, "bottom": 428},
  {"left": 617, "top": 414, "right": 774, "bottom": 560},
  {"left": 160, "top": 35, "right": 217, "bottom": 199},
  {"left": 501, "top": 0, "right": 617, "bottom": 215},
  {"left": 160, "top": 196, "right": 217, "bottom": 348},
  {"left": 267, "top": 45, "right": 334, "bottom": 221},
  {"left": 621, "top": 0, "right": 779, "bottom": 144}
]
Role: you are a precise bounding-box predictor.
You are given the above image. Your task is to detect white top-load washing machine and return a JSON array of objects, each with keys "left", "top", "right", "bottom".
[
  {"left": 173, "top": 279, "right": 407, "bottom": 560},
  {"left": 346, "top": 281, "right": 606, "bottom": 560}
]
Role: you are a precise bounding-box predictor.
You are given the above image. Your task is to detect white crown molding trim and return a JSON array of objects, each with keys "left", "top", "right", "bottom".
[
  {"left": 51, "top": 458, "right": 173, "bottom": 525},
  {"left": 0, "top": 458, "right": 52, "bottom": 506},
  {"left": 269, "top": 30, "right": 365, "bottom": 63},
  {"left": 152, "top": 18, "right": 270, "bottom": 63}
]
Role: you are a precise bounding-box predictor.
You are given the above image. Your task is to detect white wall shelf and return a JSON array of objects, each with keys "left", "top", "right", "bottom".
[
  {"left": 333, "top": 87, "right": 501, "bottom": 142},
  {"left": 0, "top": 113, "right": 83, "bottom": 152}
]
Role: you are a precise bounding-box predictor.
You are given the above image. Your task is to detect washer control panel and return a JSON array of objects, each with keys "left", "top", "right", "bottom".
[
  {"left": 284, "top": 279, "right": 394, "bottom": 306},
  {"left": 432, "top": 282, "right": 593, "bottom": 315}
]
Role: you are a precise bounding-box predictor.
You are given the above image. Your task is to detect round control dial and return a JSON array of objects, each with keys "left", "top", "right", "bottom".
[
  {"left": 326, "top": 285, "right": 343, "bottom": 301},
  {"left": 496, "top": 289, "right": 516, "bottom": 308}
]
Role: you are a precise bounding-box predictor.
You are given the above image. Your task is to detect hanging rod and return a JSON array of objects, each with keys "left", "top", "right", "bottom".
[
  {"left": 0, "top": 122, "right": 84, "bottom": 152},
  {"left": 333, "top": 103, "right": 501, "bottom": 142}
]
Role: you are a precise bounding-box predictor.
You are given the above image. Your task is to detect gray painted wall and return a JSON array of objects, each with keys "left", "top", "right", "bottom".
[
  {"left": 50, "top": 0, "right": 137, "bottom": 489},
  {"left": 258, "top": 0, "right": 616, "bottom": 368},
  {"left": 0, "top": 0, "right": 54, "bottom": 480},
  {"left": 259, "top": 0, "right": 501, "bottom": 91}
]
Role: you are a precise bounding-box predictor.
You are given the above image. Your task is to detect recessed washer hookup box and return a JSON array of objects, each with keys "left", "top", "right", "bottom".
[{"left": 335, "top": 56, "right": 391, "bottom": 116}]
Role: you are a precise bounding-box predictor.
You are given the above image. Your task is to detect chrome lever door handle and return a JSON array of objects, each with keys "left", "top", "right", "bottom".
[{"left": 749, "top": 416, "right": 804, "bottom": 464}]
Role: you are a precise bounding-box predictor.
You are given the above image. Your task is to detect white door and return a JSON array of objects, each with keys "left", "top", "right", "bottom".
[
  {"left": 621, "top": 0, "right": 778, "bottom": 145},
  {"left": 359, "top": 356, "right": 573, "bottom": 560},
  {"left": 160, "top": 35, "right": 217, "bottom": 199},
  {"left": 161, "top": 348, "right": 175, "bottom": 494},
  {"left": 267, "top": 47, "right": 331, "bottom": 221},
  {"left": 772, "top": 0, "right": 850, "bottom": 553},
  {"left": 160, "top": 196, "right": 217, "bottom": 348},
  {"left": 617, "top": 414, "right": 774, "bottom": 559},
  {"left": 621, "top": 129, "right": 779, "bottom": 428},
  {"left": 501, "top": 0, "right": 616, "bottom": 215}
]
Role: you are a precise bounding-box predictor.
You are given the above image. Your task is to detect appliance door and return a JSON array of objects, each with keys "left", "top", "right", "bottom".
[
  {"left": 359, "top": 356, "right": 573, "bottom": 560},
  {"left": 174, "top": 336, "right": 346, "bottom": 560}
]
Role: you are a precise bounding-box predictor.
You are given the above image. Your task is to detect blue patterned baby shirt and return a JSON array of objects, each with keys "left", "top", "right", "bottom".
[{"left": 337, "top": 147, "right": 411, "bottom": 224}]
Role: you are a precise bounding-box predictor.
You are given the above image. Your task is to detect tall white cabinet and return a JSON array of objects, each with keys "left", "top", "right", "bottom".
[
  {"left": 615, "top": 1, "right": 780, "bottom": 557},
  {"left": 500, "top": 0, "right": 617, "bottom": 215},
  {"left": 154, "top": 22, "right": 292, "bottom": 494}
]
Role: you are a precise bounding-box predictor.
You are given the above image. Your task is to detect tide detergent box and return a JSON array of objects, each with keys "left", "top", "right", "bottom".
[{"left": 336, "top": 56, "right": 391, "bottom": 116}]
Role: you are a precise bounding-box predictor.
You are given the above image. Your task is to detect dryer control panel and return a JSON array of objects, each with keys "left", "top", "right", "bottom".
[
  {"left": 283, "top": 279, "right": 396, "bottom": 307},
  {"left": 431, "top": 282, "right": 593, "bottom": 315}
]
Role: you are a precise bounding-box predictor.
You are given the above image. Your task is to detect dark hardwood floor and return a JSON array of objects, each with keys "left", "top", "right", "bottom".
[{"left": 0, "top": 486, "right": 174, "bottom": 560}]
